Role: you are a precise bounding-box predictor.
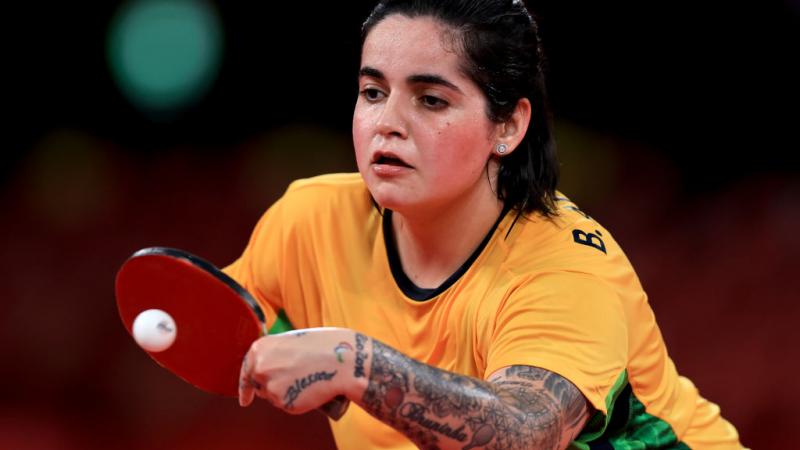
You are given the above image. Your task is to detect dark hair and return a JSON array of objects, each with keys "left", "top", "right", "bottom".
[{"left": 362, "top": 0, "right": 559, "bottom": 217}]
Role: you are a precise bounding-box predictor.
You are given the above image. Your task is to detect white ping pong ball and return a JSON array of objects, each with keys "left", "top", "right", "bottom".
[{"left": 132, "top": 309, "right": 177, "bottom": 352}]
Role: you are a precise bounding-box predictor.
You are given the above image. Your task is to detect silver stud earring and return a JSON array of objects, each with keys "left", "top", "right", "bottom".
[{"left": 496, "top": 143, "right": 508, "bottom": 155}]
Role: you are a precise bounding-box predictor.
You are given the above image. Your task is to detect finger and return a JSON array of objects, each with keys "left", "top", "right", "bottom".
[
  {"left": 239, "top": 354, "right": 256, "bottom": 407},
  {"left": 239, "top": 377, "right": 257, "bottom": 407},
  {"left": 253, "top": 379, "right": 279, "bottom": 406}
]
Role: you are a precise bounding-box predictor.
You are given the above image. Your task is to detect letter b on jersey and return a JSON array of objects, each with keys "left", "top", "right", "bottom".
[{"left": 572, "top": 229, "right": 607, "bottom": 254}]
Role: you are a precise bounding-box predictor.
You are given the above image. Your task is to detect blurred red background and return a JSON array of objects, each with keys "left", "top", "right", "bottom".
[{"left": 3, "top": 1, "right": 798, "bottom": 448}]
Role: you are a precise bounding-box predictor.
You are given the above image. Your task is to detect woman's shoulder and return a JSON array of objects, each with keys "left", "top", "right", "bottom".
[
  {"left": 276, "top": 173, "right": 374, "bottom": 222},
  {"left": 282, "top": 173, "right": 368, "bottom": 204},
  {"left": 504, "top": 193, "right": 634, "bottom": 278},
  {"left": 287, "top": 172, "right": 364, "bottom": 190}
]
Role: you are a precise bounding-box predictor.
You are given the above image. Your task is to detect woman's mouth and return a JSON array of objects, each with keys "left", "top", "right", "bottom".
[
  {"left": 372, "top": 151, "right": 412, "bottom": 168},
  {"left": 371, "top": 151, "right": 413, "bottom": 176},
  {"left": 374, "top": 155, "right": 412, "bottom": 167}
]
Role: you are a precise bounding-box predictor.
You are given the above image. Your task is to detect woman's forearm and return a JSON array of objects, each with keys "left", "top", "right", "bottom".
[{"left": 352, "top": 334, "right": 588, "bottom": 450}]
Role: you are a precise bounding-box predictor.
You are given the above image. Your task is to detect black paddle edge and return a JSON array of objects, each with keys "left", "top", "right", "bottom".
[{"left": 129, "top": 247, "right": 266, "bottom": 324}]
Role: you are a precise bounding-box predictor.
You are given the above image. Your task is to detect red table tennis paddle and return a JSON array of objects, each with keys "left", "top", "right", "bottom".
[{"left": 115, "top": 246, "right": 350, "bottom": 420}]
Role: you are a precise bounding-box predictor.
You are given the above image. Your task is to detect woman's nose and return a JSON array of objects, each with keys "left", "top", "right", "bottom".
[{"left": 375, "top": 94, "right": 408, "bottom": 139}]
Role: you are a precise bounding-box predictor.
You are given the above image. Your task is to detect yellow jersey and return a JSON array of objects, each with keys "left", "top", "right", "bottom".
[{"left": 224, "top": 173, "right": 743, "bottom": 449}]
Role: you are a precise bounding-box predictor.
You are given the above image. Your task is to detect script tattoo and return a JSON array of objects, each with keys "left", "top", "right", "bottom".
[
  {"left": 354, "top": 333, "right": 368, "bottom": 378},
  {"left": 399, "top": 403, "right": 468, "bottom": 442},
  {"left": 361, "top": 339, "right": 588, "bottom": 450},
  {"left": 283, "top": 370, "right": 337, "bottom": 410}
]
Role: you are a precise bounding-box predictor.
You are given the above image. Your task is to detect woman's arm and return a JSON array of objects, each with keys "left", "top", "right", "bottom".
[
  {"left": 359, "top": 335, "right": 590, "bottom": 450},
  {"left": 239, "top": 328, "right": 590, "bottom": 450}
]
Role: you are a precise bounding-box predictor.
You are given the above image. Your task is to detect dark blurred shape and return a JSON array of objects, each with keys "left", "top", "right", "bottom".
[
  {"left": 19, "top": 129, "right": 120, "bottom": 230},
  {"left": 237, "top": 125, "right": 355, "bottom": 213}
]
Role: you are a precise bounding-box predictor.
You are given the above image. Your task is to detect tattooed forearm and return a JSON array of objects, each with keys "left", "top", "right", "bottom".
[
  {"left": 283, "top": 370, "right": 337, "bottom": 410},
  {"left": 360, "top": 339, "right": 589, "bottom": 450}
]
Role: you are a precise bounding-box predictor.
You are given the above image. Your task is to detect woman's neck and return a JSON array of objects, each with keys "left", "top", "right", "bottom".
[{"left": 390, "top": 183, "right": 505, "bottom": 289}]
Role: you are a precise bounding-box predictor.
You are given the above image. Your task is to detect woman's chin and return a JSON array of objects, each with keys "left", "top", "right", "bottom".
[
  {"left": 367, "top": 188, "right": 415, "bottom": 212},
  {"left": 370, "top": 194, "right": 404, "bottom": 211},
  {"left": 362, "top": 174, "right": 435, "bottom": 214}
]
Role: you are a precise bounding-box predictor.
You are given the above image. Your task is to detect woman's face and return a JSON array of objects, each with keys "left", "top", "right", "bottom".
[{"left": 353, "top": 15, "right": 500, "bottom": 215}]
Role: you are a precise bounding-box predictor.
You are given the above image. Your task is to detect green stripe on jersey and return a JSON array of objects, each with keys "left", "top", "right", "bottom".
[
  {"left": 570, "top": 371, "right": 690, "bottom": 450},
  {"left": 572, "top": 370, "right": 630, "bottom": 449}
]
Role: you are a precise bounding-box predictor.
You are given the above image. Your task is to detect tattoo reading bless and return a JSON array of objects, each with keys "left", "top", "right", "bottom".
[{"left": 283, "top": 370, "right": 337, "bottom": 409}]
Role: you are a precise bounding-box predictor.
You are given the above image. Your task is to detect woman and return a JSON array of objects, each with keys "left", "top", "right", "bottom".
[{"left": 228, "top": 0, "right": 744, "bottom": 448}]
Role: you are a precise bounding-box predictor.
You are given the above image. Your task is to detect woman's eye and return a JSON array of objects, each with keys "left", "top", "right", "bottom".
[
  {"left": 420, "top": 95, "right": 448, "bottom": 109},
  {"left": 360, "top": 88, "right": 384, "bottom": 101}
]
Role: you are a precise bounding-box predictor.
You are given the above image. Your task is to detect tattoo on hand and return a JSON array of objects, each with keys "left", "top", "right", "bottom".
[
  {"left": 334, "top": 342, "right": 354, "bottom": 363},
  {"left": 354, "top": 333, "right": 368, "bottom": 378},
  {"left": 361, "top": 339, "right": 588, "bottom": 450},
  {"left": 283, "top": 370, "right": 337, "bottom": 410}
]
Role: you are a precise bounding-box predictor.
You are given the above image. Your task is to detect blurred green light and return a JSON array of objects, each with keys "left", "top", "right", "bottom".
[{"left": 107, "top": 0, "right": 223, "bottom": 115}]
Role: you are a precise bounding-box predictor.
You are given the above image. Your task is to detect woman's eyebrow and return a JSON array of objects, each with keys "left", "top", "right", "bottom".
[
  {"left": 359, "top": 66, "right": 384, "bottom": 80},
  {"left": 407, "top": 74, "right": 462, "bottom": 93},
  {"left": 359, "top": 66, "right": 462, "bottom": 94}
]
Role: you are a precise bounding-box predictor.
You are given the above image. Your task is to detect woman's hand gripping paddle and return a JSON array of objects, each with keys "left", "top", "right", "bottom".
[{"left": 115, "top": 247, "right": 349, "bottom": 420}]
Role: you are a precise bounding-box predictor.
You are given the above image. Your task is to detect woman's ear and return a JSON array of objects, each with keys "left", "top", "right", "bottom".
[{"left": 493, "top": 98, "right": 531, "bottom": 156}]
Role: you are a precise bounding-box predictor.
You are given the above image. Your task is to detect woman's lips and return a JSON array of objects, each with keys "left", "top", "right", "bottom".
[
  {"left": 371, "top": 151, "right": 413, "bottom": 176},
  {"left": 374, "top": 155, "right": 412, "bottom": 167},
  {"left": 371, "top": 150, "right": 412, "bottom": 168}
]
